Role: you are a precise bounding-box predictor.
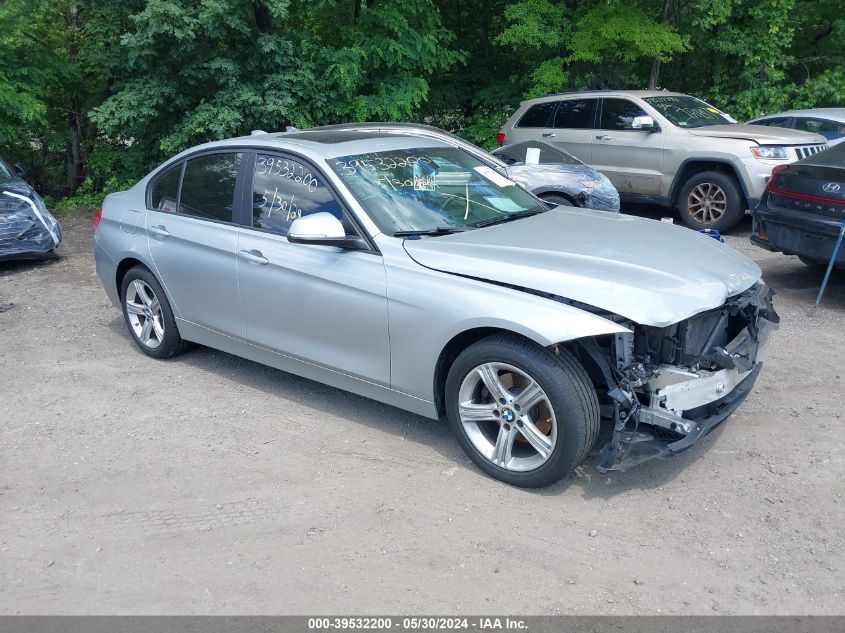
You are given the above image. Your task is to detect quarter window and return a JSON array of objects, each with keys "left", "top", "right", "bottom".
[
  {"left": 149, "top": 163, "right": 182, "bottom": 213},
  {"left": 553, "top": 99, "right": 597, "bottom": 129},
  {"left": 179, "top": 153, "right": 241, "bottom": 223},
  {"left": 252, "top": 154, "right": 345, "bottom": 235},
  {"left": 516, "top": 102, "right": 556, "bottom": 128},
  {"left": 600, "top": 99, "right": 648, "bottom": 130}
]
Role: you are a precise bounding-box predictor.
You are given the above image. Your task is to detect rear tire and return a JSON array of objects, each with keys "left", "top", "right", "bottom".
[
  {"left": 120, "top": 265, "right": 191, "bottom": 359},
  {"left": 445, "top": 334, "right": 599, "bottom": 488},
  {"left": 678, "top": 170, "right": 745, "bottom": 232}
]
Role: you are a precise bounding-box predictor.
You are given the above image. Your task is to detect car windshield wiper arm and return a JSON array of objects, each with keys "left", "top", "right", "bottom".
[
  {"left": 474, "top": 210, "right": 543, "bottom": 228},
  {"left": 393, "top": 226, "right": 469, "bottom": 237}
]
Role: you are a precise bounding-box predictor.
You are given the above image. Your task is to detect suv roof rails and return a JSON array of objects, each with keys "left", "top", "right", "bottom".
[{"left": 539, "top": 88, "right": 617, "bottom": 98}]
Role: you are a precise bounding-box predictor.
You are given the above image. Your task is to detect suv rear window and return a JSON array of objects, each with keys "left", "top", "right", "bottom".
[
  {"left": 516, "top": 102, "right": 555, "bottom": 128},
  {"left": 553, "top": 99, "right": 597, "bottom": 129}
]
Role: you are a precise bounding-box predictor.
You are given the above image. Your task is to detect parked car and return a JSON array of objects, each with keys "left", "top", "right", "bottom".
[
  {"left": 0, "top": 157, "right": 61, "bottom": 261},
  {"left": 498, "top": 90, "right": 828, "bottom": 232},
  {"left": 491, "top": 141, "right": 619, "bottom": 211},
  {"left": 307, "top": 122, "right": 619, "bottom": 211},
  {"left": 94, "top": 129, "right": 778, "bottom": 487},
  {"left": 748, "top": 109, "right": 845, "bottom": 147},
  {"left": 751, "top": 141, "right": 845, "bottom": 269}
]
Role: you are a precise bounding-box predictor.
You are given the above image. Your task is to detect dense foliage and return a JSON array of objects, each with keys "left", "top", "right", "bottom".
[{"left": 0, "top": 0, "right": 842, "bottom": 201}]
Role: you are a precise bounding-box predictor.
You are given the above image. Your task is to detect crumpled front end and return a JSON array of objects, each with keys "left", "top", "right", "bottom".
[
  {"left": 507, "top": 164, "right": 621, "bottom": 212},
  {"left": 0, "top": 189, "right": 61, "bottom": 260},
  {"left": 592, "top": 282, "right": 779, "bottom": 472}
]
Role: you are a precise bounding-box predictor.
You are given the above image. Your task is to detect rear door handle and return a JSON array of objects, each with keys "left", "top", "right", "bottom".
[
  {"left": 148, "top": 225, "right": 170, "bottom": 238},
  {"left": 596, "top": 135, "right": 612, "bottom": 141},
  {"left": 541, "top": 132, "right": 556, "bottom": 138},
  {"left": 239, "top": 249, "right": 269, "bottom": 265}
]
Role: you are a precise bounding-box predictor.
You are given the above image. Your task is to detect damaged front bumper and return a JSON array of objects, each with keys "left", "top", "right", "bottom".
[{"left": 597, "top": 283, "right": 779, "bottom": 473}]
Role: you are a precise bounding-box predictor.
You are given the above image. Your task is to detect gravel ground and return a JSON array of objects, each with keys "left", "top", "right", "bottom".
[{"left": 0, "top": 210, "right": 843, "bottom": 615}]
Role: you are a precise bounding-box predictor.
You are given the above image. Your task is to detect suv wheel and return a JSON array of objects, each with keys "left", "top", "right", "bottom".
[
  {"left": 678, "top": 170, "right": 745, "bottom": 232},
  {"left": 445, "top": 334, "right": 599, "bottom": 488}
]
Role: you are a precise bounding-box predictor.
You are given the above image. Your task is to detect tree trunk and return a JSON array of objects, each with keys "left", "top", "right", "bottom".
[
  {"left": 65, "top": 4, "right": 84, "bottom": 195},
  {"left": 648, "top": 0, "right": 674, "bottom": 89}
]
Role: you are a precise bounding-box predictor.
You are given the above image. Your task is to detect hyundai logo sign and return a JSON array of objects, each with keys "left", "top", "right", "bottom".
[{"left": 822, "top": 182, "right": 841, "bottom": 193}]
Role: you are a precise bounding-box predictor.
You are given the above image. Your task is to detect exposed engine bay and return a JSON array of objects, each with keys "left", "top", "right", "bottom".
[{"left": 570, "top": 283, "right": 779, "bottom": 471}]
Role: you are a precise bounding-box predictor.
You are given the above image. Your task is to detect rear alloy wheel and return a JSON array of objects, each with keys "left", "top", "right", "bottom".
[
  {"left": 445, "top": 334, "right": 599, "bottom": 487},
  {"left": 120, "top": 265, "right": 191, "bottom": 359},
  {"left": 678, "top": 170, "right": 745, "bottom": 232}
]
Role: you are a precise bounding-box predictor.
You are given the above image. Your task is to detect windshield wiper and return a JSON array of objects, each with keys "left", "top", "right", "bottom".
[
  {"left": 474, "top": 210, "right": 543, "bottom": 228},
  {"left": 393, "top": 226, "right": 469, "bottom": 237}
]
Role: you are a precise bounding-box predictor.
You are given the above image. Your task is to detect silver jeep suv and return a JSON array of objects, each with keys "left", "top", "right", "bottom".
[{"left": 499, "top": 90, "right": 828, "bottom": 231}]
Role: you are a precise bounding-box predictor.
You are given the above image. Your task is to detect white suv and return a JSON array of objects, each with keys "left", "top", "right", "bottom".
[{"left": 499, "top": 90, "right": 828, "bottom": 231}]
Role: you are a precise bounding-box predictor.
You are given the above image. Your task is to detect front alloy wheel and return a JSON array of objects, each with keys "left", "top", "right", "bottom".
[
  {"left": 445, "top": 334, "right": 599, "bottom": 487},
  {"left": 458, "top": 362, "right": 556, "bottom": 471},
  {"left": 687, "top": 182, "right": 727, "bottom": 226}
]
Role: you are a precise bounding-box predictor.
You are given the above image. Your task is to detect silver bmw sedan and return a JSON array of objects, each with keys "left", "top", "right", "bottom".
[{"left": 93, "top": 127, "right": 778, "bottom": 487}]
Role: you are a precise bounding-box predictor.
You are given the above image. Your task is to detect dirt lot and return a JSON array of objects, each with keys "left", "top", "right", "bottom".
[{"left": 1, "top": 211, "right": 843, "bottom": 615}]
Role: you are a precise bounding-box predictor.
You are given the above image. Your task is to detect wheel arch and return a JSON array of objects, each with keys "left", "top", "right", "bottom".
[
  {"left": 668, "top": 158, "right": 749, "bottom": 206},
  {"left": 534, "top": 187, "right": 579, "bottom": 206},
  {"left": 116, "top": 257, "right": 148, "bottom": 297}
]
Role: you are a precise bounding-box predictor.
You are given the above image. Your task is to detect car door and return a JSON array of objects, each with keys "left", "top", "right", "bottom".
[
  {"left": 537, "top": 98, "right": 598, "bottom": 164},
  {"left": 236, "top": 152, "right": 390, "bottom": 385},
  {"left": 591, "top": 98, "right": 665, "bottom": 195},
  {"left": 146, "top": 151, "right": 246, "bottom": 337}
]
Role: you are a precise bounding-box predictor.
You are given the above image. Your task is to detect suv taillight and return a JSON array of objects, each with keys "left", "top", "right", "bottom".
[
  {"left": 496, "top": 132, "right": 506, "bottom": 145},
  {"left": 93, "top": 207, "right": 102, "bottom": 230}
]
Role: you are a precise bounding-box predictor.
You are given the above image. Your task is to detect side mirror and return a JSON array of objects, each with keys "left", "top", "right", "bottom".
[
  {"left": 287, "top": 212, "right": 349, "bottom": 246},
  {"left": 13, "top": 163, "right": 26, "bottom": 177},
  {"left": 631, "top": 116, "right": 660, "bottom": 132}
]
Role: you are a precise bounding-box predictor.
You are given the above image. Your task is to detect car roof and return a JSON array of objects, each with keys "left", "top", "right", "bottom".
[
  {"left": 521, "top": 89, "right": 687, "bottom": 105},
  {"left": 189, "top": 129, "right": 454, "bottom": 161},
  {"left": 751, "top": 108, "right": 845, "bottom": 122}
]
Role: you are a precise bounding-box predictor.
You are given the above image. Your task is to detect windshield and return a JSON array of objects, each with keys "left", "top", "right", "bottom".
[
  {"left": 644, "top": 96, "right": 735, "bottom": 128},
  {"left": 329, "top": 146, "right": 547, "bottom": 235}
]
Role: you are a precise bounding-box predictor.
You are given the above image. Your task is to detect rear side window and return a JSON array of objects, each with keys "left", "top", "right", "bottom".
[
  {"left": 179, "top": 153, "right": 241, "bottom": 223},
  {"left": 553, "top": 99, "right": 597, "bottom": 129},
  {"left": 149, "top": 163, "right": 182, "bottom": 213},
  {"left": 600, "top": 99, "right": 648, "bottom": 130},
  {"left": 251, "top": 154, "right": 345, "bottom": 236},
  {"left": 516, "top": 102, "right": 556, "bottom": 128},
  {"left": 752, "top": 117, "right": 790, "bottom": 127}
]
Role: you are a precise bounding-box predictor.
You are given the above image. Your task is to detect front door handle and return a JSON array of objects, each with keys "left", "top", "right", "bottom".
[
  {"left": 239, "top": 249, "right": 269, "bottom": 265},
  {"left": 541, "top": 132, "right": 556, "bottom": 138},
  {"left": 148, "top": 225, "right": 170, "bottom": 238},
  {"left": 595, "top": 135, "right": 612, "bottom": 141}
]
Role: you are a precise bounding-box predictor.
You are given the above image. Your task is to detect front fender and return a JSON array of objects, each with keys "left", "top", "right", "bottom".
[{"left": 385, "top": 256, "right": 630, "bottom": 402}]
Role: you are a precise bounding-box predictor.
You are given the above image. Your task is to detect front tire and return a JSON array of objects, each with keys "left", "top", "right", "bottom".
[
  {"left": 445, "top": 334, "right": 599, "bottom": 488},
  {"left": 678, "top": 170, "right": 745, "bottom": 232},
  {"left": 539, "top": 193, "right": 574, "bottom": 208},
  {"left": 120, "top": 265, "right": 191, "bottom": 359}
]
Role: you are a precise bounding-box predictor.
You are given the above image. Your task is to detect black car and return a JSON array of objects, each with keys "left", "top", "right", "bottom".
[
  {"left": 0, "top": 157, "right": 61, "bottom": 260},
  {"left": 751, "top": 143, "right": 845, "bottom": 269}
]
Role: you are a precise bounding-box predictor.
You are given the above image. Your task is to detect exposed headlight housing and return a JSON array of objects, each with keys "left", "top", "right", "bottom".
[{"left": 750, "top": 146, "right": 787, "bottom": 160}]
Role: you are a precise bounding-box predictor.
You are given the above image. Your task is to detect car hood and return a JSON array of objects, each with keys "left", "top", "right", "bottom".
[
  {"left": 686, "top": 124, "right": 825, "bottom": 145},
  {"left": 402, "top": 209, "right": 762, "bottom": 327}
]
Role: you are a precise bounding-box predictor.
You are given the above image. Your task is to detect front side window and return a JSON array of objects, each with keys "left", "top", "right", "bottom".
[
  {"left": 149, "top": 163, "right": 182, "bottom": 212},
  {"left": 516, "top": 102, "right": 556, "bottom": 128},
  {"left": 330, "top": 145, "right": 547, "bottom": 235},
  {"left": 251, "top": 154, "right": 345, "bottom": 235},
  {"left": 643, "top": 95, "right": 734, "bottom": 128},
  {"left": 179, "top": 153, "right": 241, "bottom": 223},
  {"left": 793, "top": 118, "right": 845, "bottom": 141},
  {"left": 600, "top": 99, "right": 649, "bottom": 130},
  {"left": 553, "top": 99, "right": 597, "bottom": 129}
]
